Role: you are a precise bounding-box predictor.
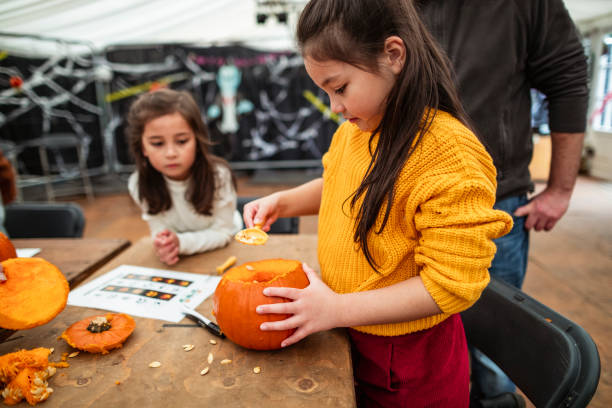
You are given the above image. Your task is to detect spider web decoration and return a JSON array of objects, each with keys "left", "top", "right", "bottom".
[
  {"left": 108, "top": 44, "right": 338, "bottom": 169},
  {"left": 0, "top": 49, "right": 105, "bottom": 176},
  {"left": 2, "top": 42, "right": 339, "bottom": 176}
]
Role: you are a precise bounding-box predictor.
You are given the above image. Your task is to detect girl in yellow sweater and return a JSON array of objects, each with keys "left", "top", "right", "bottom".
[{"left": 243, "top": 0, "right": 512, "bottom": 406}]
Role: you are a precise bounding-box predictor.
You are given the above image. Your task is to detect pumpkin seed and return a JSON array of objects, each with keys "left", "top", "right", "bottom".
[
  {"left": 246, "top": 265, "right": 255, "bottom": 271},
  {"left": 148, "top": 361, "right": 162, "bottom": 368},
  {"left": 68, "top": 351, "right": 79, "bottom": 358},
  {"left": 220, "top": 359, "right": 232, "bottom": 365},
  {"left": 200, "top": 367, "right": 210, "bottom": 375},
  {"left": 207, "top": 352, "right": 213, "bottom": 364},
  {"left": 209, "top": 339, "right": 217, "bottom": 345},
  {"left": 253, "top": 366, "right": 261, "bottom": 374},
  {"left": 182, "top": 344, "right": 194, "bottom": 351}
]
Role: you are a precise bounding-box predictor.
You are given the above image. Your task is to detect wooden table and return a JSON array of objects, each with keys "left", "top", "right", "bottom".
[
  {"left": 0, "top": 234, "right": 356, "bottom": 407},
  {"left": 12, "top": 238, "right": 131, "bottom": 288}
]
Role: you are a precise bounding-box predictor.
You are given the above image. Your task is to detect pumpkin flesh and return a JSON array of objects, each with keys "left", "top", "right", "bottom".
[
  {"left": 213, "top": 259, "right": 309, "bottom": 350},
  {"left": 0, "top": 348, "right": 56, "bottom": 406},
  {"left": 0, "top": 258, "right": 69, "bottom": 330},
  {"left": 0, "top": 232, "right": 16, "bottom": 262}
]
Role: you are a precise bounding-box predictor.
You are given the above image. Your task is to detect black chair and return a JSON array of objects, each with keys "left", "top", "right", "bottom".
[
  {"left": 4, "top": 201, "right": 85, "bottom": 238},
  {"left": 237, "top": 196, "right": 299, "bottom": 234},
  {"left": 461, "top": 278, "right": 600, "bottom": 408}
]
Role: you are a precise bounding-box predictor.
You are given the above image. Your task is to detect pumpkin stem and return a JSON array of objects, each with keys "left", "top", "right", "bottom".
[{"left": 87, "top": 316, "right": 111, "bottom": 333}]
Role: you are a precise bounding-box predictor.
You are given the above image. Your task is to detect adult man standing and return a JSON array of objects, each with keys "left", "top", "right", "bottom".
[{"left": 417, "top": 1, "right": 588, "bottom": 407}]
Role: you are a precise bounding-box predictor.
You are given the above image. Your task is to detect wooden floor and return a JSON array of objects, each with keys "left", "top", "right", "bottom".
[{"left": 59, "top": 173, "right": 610, "bottom": 407}]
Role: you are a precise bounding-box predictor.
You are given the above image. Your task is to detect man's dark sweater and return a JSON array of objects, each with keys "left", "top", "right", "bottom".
[{"left": 417, "top": 0, "right": 588, "bottom": 199}]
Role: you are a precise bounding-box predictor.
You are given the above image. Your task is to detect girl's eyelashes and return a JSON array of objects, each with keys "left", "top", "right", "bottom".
[{"left": 334, "top": 84, "right": 346, "bottom": 95}]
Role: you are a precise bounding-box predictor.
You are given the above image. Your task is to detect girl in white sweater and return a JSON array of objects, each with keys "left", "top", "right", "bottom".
[{"left": 126, "top": 89, "right": 242, "bottom": 265}]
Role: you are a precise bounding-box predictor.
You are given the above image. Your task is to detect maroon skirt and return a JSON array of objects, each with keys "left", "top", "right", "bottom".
[{"left": 349, "top": 314, "right": 469, "bottom": 408}]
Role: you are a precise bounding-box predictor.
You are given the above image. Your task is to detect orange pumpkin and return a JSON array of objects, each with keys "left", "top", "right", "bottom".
[
  {"left": 61, "top": 313, "right": 136, "bottom": 354},
  {"left": 0, "top": 258, "right": 69, "bottom": 330},
  {"left": 0, "top": 347, "right": 56, "bottom": 406},
  {"left": 212, "top": 259, "right": 309, "bottom": 350},
  {"left": 0, "top": 232, "right": 17, "bottom": 262}
]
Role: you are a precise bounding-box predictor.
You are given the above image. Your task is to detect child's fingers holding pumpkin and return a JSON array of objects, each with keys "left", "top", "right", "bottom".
[{"left": 259, "top": 314, "right": 301, "bottom": 332}]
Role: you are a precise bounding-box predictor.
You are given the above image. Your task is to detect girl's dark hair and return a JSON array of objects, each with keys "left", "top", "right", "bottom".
[
  {"left": 125, "top": 88, "right": 234, "bottom": 215},
  {"left": 297, "top": 0, "right": 469, "bottom": 271}
]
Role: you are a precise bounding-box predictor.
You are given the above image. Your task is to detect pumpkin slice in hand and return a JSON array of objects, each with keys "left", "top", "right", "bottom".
[
  {"left": 213, "top": 259, "right": 309, "bottom": 350},
  {"left": 61, "top": 313, "right": 135, "bottom": 354},
  {"left": 0, "top": 258, "right": 69, "bottom": 330},
  {"left": 234, "top": 224, "right": 268, "bottom": 245}
]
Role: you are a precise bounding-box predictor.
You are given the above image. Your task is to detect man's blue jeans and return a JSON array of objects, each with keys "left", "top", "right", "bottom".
[{"left": 470, "top": 194, "right": 530, "bottom": 399}]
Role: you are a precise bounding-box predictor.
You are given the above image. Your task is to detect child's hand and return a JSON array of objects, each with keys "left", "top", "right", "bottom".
[
  {"left": 154, "top": 229, "right": 180, "bottom": 265},
  {"left": 242, "top": 193, "right": 282, "bottom": 232},
  {"left": 256, "top": 263, "right": 340, "bottom": 348}
]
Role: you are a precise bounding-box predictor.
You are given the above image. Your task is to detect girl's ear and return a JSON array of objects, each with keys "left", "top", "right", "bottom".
[{"left": 383, "top": 36, "right": 406, "bottom": 75}]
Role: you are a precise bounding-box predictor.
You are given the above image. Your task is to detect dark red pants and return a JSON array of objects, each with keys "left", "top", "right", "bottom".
[{"left": 349, "top": 314, "right": 469, "bottom": 408}]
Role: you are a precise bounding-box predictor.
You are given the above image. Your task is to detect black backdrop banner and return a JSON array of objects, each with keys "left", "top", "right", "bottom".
[{"left": 1, "top": 43, "right": 340, "bottom": 173}]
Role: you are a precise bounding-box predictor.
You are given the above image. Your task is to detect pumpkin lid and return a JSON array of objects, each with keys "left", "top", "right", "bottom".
[
  {"left": 61, "top": 313, "right": 136, "bottom": 354},
  {"left": 0, "top": 258, "right": 69, "bottom": 330}
]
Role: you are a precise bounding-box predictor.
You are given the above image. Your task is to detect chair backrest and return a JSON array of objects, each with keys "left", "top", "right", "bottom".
[
  {"left": 237, "top": 196, "right": 299, "bottom": 234},
  {"left": 4, "top": 202, "right": 85, "bottom": 238},
  {"left": 461, "top": 278, "right": 600, "bottom": 408}
]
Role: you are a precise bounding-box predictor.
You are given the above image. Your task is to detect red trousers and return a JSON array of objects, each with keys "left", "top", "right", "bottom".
[{"left": 349, "top": 314, "right": 469, "bottom": 407}]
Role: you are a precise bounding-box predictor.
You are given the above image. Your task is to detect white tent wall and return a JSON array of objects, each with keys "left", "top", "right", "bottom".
[{"left": 0, "top": 0, "right": 301, "bottom": 57}]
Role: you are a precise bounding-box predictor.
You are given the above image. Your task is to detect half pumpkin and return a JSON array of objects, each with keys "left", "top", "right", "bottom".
[{"left": 0, "top": 258, "right": 69, "bottom": 330}]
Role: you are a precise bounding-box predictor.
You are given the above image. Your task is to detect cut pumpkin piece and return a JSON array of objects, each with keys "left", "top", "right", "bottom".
[
  {"left": 61, "top": 313, "right": 136, "bottom": 354},
  {"left": 0, "top": 258, "right": 69, "bottom": 330},
  {"left": 0, "top": 232, "right": 17, "bottom": 262},
  {"left": 0, "top": 347, "right": 56, "bottom": 406}
]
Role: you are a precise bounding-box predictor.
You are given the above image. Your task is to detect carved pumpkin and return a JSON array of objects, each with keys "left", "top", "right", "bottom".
[
  {"left": 0, "top": 258, "right": 69, "bottom": 330},
  {"left": 212, "top": 259, "right": 309, "bottom": 350},
  {"left": 0, "top": 232, "right": 17, "bottom": 262},
  {"left": 0, "top": 347, "right": 56, "bottom": 406},
  {"left": 61, "top": 313, "right": 136, "bottom": 354}
]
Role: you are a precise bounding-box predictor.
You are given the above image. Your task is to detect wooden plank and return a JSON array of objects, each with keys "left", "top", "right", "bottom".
[
  {"left": 1, "top": 235, "right": 356, "bottom": 407},
  {"left": 11, "top": 238, "right": 131, "bottom": 289}
]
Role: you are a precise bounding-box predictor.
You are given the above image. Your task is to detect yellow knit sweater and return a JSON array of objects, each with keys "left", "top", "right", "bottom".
[{"left": 318, "top": 111, "right": 513, "bottom": 336}]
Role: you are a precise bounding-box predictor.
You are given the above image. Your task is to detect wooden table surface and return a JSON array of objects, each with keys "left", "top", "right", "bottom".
[
  {"left": 0, "top": 234, "right": 356, "bottom": 408},
  {"left": 12, "top": 238, "right": 131, "bottom": 288}
]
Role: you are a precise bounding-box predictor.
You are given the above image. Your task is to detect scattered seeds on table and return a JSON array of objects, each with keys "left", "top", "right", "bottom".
[
  {"left": 209, "top": 339, "right": 217, "bottom": 345},
  {"left": 68, "top": 351, "right": 79, "bottom": 358},
  {"left": 182, "top": 344, "right": 194, "bottom": 351},
  {"left": 148, "top": 361, "right": 162, "bottom": 368},
  {"left": 220, "top": 359, "right": 232, "bottom": 365},
  {"left": 207, "top": 352, "right": 213, "bottom": 364},
  {"left": 200, "top": 367, "right": 210, "bottom": 376},
  {"left": 253, "top": 366, "right": 261, "bottom": 374}
]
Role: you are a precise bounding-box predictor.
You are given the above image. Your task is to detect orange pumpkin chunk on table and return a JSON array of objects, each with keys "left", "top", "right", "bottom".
[
  {"left": 213, "top": 259, "right": 309, "bottom": 350},
  {"left": 61, "top": 313, "right": 136, "bottom": 354},
  {"left": 0, "top": 258, "right": 69, "bottom": 330},
  {"left": 0, "top": 347, "right": 56, "bottom": 406}
]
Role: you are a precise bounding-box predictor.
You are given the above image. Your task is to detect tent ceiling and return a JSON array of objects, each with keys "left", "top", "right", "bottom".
[{"left": 1, "top": 0, "right": 612, "bottom": 57}]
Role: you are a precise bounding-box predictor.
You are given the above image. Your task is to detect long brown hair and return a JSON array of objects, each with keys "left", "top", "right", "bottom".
[
  {"left": 297, "top": 0, "right": 469, "bottom": 271},
  {"left": 125, "top": 88, "right": 234, "bottom": 215}
]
